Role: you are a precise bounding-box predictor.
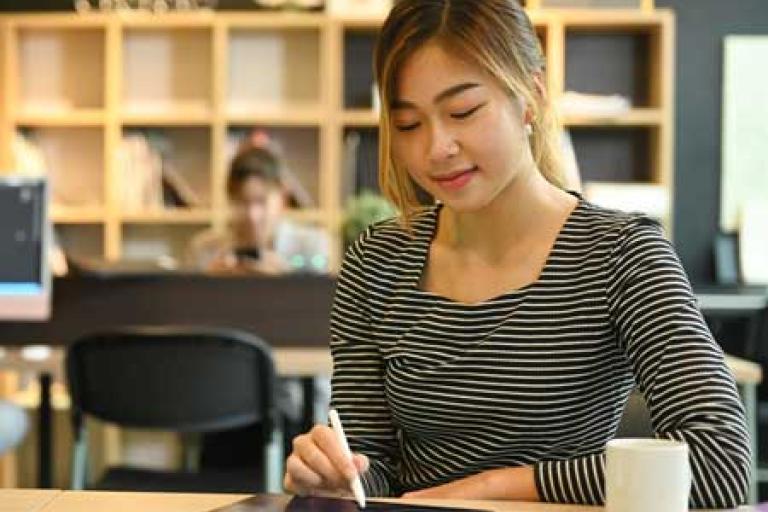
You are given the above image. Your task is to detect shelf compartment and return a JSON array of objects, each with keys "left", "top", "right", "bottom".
[
  {"left": 569, "top": 126, "right": 655, "bottom": 183},
  {"left": 341, "top": 127, "right": 380, "bottom": 203},
  {"left": 16, "top": 27, "right": 105, "bottom": 113},
  {"left": 343, "top": 28, "right": 378, "bottom": 110},
  {"left": 122, "top": 28, "right": 213, "bottom": 116},
  {"left": 56, "top": 224, "right": 105, "bottom": 261},
  {"left": 118, "top": 127, "right": 213, "bottom": 215},
  {"left": 227, "top": 28, "right": 322, "bottom": 114},
  {"left": 565, "top": 26, "right": 658, "bottom": 108},
  {"left": 21, "top": 127, "right": 105, "bottom": 209}
]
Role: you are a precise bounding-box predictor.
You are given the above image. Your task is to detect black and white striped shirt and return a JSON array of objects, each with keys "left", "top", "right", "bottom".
[{"left": 329, "top": 197, "right": 750, "bottom": 508}]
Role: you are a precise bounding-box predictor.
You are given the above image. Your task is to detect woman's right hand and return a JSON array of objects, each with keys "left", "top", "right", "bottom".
[{"left": 284, "top": 424, "right": 369, "bottom": 496}]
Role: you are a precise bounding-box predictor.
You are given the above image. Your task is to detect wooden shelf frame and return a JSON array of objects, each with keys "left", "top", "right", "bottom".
[{"left": 0, "top": 7, "right": 675, "bottom": 263}]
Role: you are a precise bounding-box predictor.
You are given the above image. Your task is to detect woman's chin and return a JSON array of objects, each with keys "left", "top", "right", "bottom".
[{"left": 433, "top": 189, "right": 495, "bottom": 214}]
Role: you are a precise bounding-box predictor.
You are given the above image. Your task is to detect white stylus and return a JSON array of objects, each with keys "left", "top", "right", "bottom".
[{"left": 329, "top": 409, "right": 367, "bottom": 508}]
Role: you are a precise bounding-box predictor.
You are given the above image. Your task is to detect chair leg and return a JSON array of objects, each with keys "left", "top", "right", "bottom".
[
  {"left": 264, "top": 423, "right": 284, "bottom": 493},
  {"left": 180, "top": 432, "right": 201, "bottom": 472},
  {"left": 739, "top": 382, "right": 759, "bottom": 504},
  {"left": 71, "top": 426, "right": 88, "bottom": 490}
]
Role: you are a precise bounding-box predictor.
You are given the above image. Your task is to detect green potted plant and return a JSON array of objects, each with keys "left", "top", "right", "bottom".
[{"left": 342, "top": 190, "right": 397, "bottom": 247}]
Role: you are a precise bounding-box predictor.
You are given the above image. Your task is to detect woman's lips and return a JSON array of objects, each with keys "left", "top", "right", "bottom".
[{"left": 433, "top": 166, "right": 479, "bottom": 191}]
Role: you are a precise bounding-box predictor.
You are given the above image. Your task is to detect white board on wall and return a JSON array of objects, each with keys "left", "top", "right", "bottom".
[{"left": 721, "top": 35, "right": 768, "bottom": 233}]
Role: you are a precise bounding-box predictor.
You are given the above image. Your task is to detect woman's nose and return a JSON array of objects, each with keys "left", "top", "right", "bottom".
[{"left": 428, "top": 123, "right": 460, "bottom": 163}]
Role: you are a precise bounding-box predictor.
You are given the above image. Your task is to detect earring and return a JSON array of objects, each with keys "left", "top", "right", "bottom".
[{"left": 525, "top": 123, "right": 533, "bottom": 137}]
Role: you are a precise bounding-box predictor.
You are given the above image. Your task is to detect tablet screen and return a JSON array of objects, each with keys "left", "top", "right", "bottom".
[{"left": 212, "top": 495, "right": 491, "bottom": 512}]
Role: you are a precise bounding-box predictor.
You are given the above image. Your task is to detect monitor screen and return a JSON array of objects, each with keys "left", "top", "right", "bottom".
[{"left": 0, "top": 176, "right": 50, "bottom": 321}]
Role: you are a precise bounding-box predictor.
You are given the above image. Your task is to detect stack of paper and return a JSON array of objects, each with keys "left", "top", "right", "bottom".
[
  {"left": 559, "top": 91, "right": 632, "bottom": 117},
  {"left": 117, "top": 133, "right": 164, "bottom": 211}
]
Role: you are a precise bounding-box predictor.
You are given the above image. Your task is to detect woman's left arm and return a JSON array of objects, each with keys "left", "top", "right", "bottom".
[
  {"left": 402, "top": 466, "right": 539, "bottom": 501},
  {"left": 597, "top": 217, "right": 750, "bottom": 508}
]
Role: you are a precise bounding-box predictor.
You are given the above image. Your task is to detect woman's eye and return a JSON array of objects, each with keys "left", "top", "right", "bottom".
[
  {"left": 395, "top": 122, "right": 421, "bottom": 132},
  {"left": 451, "top": 103, "right": 486, "bottom": 119}
]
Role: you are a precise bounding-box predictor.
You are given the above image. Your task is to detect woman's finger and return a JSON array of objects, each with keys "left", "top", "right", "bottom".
[
  {"left": 353, "top": 453, "right": 369, "bottom": 474},
  {"left": 311, "top": 425, "right": 358, "bottom": 483},
  {"left": 286, "top": 453, "right": 323, "bottom": 490},
  {"left": 295, "top": 432, "right": 348, "bottom": 489}
]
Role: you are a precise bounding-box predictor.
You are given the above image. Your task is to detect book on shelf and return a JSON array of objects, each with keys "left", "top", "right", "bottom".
[
  {"left": 118, "top": 133, "right": 164, "bottom": 212},
  {"left": 12, "top": 132, "right": 48, "bottom": 177},
  {"left": 342, "top": 130, "right": 361, "bottom": 201},
  {"left": 583, "top": 182, "right": 669, "bottom": 221},
  {"left": 119, "top": 131, "right": 204, "bottom": 211},
  {"left": 559, "top": 91, "right": 632, "bottom": 117},
  {"left": 12, "top": 131, "right": 97, "bottom": 210},
  {"left": 162, "top": 161, "right": 203, "bottom": 208},
  {"left": 342, "top": 129, "right": 379, "bottom": 197}
]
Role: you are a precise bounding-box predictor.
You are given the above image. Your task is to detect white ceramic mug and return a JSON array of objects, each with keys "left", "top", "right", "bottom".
[{"left": 606, "top": 438, "right": 691, "bottom": 512}]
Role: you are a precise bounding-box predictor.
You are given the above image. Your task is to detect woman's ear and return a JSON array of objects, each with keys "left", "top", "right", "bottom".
[{"left": 523, "top": 105, "right": 535, "bottom": 126}]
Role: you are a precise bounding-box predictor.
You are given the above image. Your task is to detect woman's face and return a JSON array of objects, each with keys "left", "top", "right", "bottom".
[
  {"left": 390, "top": 42, "right": 535, "bottom": 212},
  {"left": 231, "top": 176, "right": 284, "bottom": 244}
]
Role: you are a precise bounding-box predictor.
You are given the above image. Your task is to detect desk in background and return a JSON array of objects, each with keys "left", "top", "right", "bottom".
[{"left": 0, "top": 274, "right": 335, "bottom": 348}]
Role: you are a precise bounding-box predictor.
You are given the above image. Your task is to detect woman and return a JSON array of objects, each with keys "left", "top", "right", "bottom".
[
  {"left": 187, "top": 138, "right": 329, "bottom": 274},
  {"left": 284, "top": 0, "right": 750, "bottom": 507}
]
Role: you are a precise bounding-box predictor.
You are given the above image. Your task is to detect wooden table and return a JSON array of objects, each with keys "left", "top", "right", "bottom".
[
  {"left": 0, "top": 490, "right": 758, "bottom": 512},
  {"left": 0, "top": 489, "right": 61, "bottom": 512},
  {"left": 698, "top": 286, "right": 768, "bottom": 505}
]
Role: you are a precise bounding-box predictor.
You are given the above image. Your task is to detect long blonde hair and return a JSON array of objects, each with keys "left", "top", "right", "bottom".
[{"left": 374, "top": 0, "right": 564, "bottom": 229}]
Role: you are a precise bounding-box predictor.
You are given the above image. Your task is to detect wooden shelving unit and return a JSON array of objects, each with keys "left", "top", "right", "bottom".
[{"left": 0, "top": 7, "right": 675, "bottom": 267}]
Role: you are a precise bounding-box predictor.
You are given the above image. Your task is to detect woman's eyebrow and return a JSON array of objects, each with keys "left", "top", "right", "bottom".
[{"left": 390, "top": 82, "right": 482, "bottom": 110}]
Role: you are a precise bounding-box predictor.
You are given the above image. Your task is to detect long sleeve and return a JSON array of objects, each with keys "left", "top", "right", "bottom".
[
  {"left": 329, "top": 228, "right": 401, "bottom": 496},
  {"left": 534, "top": 217, "right": 751, "bottom": 508}
]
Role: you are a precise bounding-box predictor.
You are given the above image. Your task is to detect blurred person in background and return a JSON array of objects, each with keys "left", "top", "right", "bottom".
[{"left": 187, "top": 130, "right": 330, "bottom": 275}]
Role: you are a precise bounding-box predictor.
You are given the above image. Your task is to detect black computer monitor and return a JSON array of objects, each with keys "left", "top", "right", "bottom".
[{"left": 0, "top": 176, "right": 50, "bottom": 320}]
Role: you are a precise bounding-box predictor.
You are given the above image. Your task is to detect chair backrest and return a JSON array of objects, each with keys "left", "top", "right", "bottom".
[
  {"left": 615, "top": 389, "right": 653, "bottom": 438},
  {"left": 66, "top": 326, "right": 277, "bottom": 434}
]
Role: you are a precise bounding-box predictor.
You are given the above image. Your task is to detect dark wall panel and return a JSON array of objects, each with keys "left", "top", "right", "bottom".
[{"left": 655, "top": 0, "right": 768, "bottom": 284}]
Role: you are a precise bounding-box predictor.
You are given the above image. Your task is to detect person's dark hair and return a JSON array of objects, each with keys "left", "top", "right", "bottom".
[{"left": 226, "top": 146, "right": 283, "bottom": 199}]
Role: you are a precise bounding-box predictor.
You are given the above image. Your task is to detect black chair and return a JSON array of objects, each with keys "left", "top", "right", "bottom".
[
  {"left": 66, "top": 326, "right": 283, "bottom": 493},
  {"left": 615, "top": 389, "right": 653, "bottom": 438}
]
